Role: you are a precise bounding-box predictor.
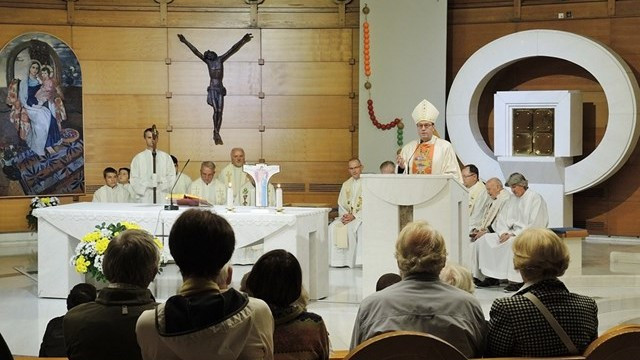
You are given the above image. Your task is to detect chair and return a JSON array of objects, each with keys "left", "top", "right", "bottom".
[
  {"left": 344, "top": 330, "right": 467, "bottom": 360},
  {"left": 583, "top": 324, "right": 640, "bottom": 360}
]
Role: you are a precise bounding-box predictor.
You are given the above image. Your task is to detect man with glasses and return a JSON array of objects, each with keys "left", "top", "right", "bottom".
[
  {"left": 396, "top": 99, "right": 461, "bottom": 181},
  {"left": 329, "top": 158, "right": 364, "bottom": 268},
  {"left": 462, "top": 164, "right": 491, "bottom": 232}
]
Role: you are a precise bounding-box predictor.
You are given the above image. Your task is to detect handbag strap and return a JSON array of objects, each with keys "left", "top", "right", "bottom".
[{"left": 523, "top": 292, "right": 579, "bottom": 355}]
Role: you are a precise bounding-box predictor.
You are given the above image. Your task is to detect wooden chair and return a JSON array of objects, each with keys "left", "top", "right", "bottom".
[
  {"left": 344, "top": 330, "right": 467, "bottom": 360},
  {"left": 583, "top": 324, "right": 640, "bottom": 360}
]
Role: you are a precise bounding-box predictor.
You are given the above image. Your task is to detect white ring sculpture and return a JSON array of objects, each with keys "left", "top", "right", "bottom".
[{"left": 447, "top": 29, "right": 640, "bottom": 194}]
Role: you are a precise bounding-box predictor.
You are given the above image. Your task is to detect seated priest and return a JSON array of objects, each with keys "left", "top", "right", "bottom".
[
  {"left": 187, "top": 161, "right": 226, "bottom": 205},
  {"left": 473, "top": 173, "right": 549, "bottom": 292},
  {"left": 93, "top": 167, "right": 132, "bottom": 203},
  {"left": 462, "top": 164, "right": 490, "bottom": 232},
  {"left": 328, "top": 158, "right": 363, "bottom": 268},
  {"left": 396, "top": 99, "right": 462, "bottom": 182}
]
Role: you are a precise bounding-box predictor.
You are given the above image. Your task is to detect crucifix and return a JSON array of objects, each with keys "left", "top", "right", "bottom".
[{"left": 243, "top": 163, "right": 280, "bottom": 207}]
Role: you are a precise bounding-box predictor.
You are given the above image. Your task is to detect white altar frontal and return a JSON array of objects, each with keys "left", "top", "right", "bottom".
[{"left": 34, "top": 202, "right": 329, "bottom": 300}]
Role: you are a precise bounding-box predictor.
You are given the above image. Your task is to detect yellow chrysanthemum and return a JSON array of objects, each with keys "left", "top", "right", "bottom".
[
  {"left": 96, "top": 238, "right": 110, "bottom": 255},
  {"left": 82, "top": 231, "right": 101, "bottom": 243},
  {"left": 153, "top": 238, "right": 163, "bottom": 249},
  {"left": 43, "top": 197, "right": 50, "bottom": 205},
  {"left": 75, "top": 255, "right": 90, "bottom": 273},
  {"left": 121, "top": 221, "right": 141, "bottom": 230}
]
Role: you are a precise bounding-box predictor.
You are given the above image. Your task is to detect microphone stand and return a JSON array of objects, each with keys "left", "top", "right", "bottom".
[
  {"left": 151, "top": 124, "right": 158, "bottom": 204},
  {"left": 165, "top": 159, "right": 190, "bottom": 211}
]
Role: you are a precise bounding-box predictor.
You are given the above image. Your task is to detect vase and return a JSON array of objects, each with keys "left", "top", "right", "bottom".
[{"left": 85, "top": 274, "right": 108, "bottom": 290}]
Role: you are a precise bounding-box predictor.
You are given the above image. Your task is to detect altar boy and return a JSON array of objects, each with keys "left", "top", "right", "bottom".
[{"left": 93, "top": 167, "right": 132, "bottom": 203}]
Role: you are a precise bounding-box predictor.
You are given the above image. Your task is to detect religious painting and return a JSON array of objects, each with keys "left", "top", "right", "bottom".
[{"left": 0, "top": 32, "right": 84, "bottom": 197}]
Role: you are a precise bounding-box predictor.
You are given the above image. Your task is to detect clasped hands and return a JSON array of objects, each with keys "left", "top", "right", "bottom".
[
  {"left": 469, "top": 229, "right": 514, "bottom": 243},
  {"left": 341, "top": 213, "right": 356, "bottom": 225}
]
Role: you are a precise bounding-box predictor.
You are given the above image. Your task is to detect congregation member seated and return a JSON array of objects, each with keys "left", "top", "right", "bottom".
[
  {"left": 136, "top": 209, "right": 274, "bottom": 360},
  {"left": 439, "top": 263, "right": 474, "bottom": 294},
  {"left": 246, "top": 250, "right": 330, "bottom": 360},
  {"left": 64, "top": 229, "right": 159, "bottom": 360},
  {"left": 187, "top": 161, "right": 226, "bottom": 205},
  {"left": 375, "top": 273, "right": 401, "bottom": 291},
  {"left": 39, "top": 283, "right": 97, "bottom": 357},
  {"left": 486, "top": 228, "right": 598, "bottom": 357},
  {"left": 118, "top": 167, "right": 137, "bottom": 201},
  {"left": 461, "top": 164, "right": 490, "bottom": 233},
  {"left": 379, "top": 160, "right": 395, "bottom": 174},
  {"left": 350, "top": 221, "right": 486, "bottom": 358},
  {"left": 93, "top": 167, "right": 132, "bottom": 203},
  {"left": 170, "top": 155, "right": 192, "bottom": 195},
  {"left": 328, "top": 158, "right": 363, "bottom": 268},
  {"left": 473, "top": 173, "right": 549, "bottom": 292}
]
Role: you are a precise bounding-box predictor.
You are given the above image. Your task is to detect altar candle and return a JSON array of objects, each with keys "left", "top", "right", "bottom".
[
  {"left": 227, "top": 183, "right": 234, "bottom": 208},
  {"left": 276, "top": 183, "right": 283, "bottom": 209}
]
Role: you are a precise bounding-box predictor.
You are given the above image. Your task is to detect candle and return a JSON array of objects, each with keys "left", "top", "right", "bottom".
[
  {"left": 226, "top": 182, "right": 234, "bottom": 209},
  {"left": 276, "top": 183, "right": 283, "bottom": 210}
]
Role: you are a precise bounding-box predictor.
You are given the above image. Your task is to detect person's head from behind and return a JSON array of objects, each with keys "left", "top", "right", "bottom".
[
  {"left": 169, "top": 209, "right": 235, "bottom": 280},
  {"left": 376, "top": 273, "right": 401, "bottom": 291},
  {"left": 103, "top": 167, "right": 118, "bottom": 188},
  {"left": 513, "top": 228, "right": 570, "bottom": 283},
  {"left": 440, "top": 263, "right": 474, "bottom": 294},
  {"left": 246, "top": 249, "right": 302, "bottom": 308},
  {"left": 118, "top": 167, "right": 130, "bottom": 184},
  {"left": 200, "top": 161, "right": 216, "bottom": 185},
  {"left": 379, "top": 161, "right": 395, "bottom": 174},
  {"left": 103, "top": 229, "right": 159, "bottom": 288},
  {"left": 66, "top": 283, "right": 97, "bottom": 310},
  {"left": 395, "top": 221, "right": 447, "bottom": 278}
]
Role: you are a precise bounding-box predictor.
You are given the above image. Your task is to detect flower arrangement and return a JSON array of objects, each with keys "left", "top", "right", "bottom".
[
  {"left": 72, "top": 221, "right": 164, "bottom": 282},
  {"left": 26, "top": 196, "right": 60, "bottom": 232}
]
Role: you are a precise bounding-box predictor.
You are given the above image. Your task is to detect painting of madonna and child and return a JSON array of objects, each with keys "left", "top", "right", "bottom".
[{"left": 0, "top": 32, "right": 84, "bottom": 197}]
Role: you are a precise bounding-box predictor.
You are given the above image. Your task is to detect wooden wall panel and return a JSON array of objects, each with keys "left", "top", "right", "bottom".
[
  {"left": 169, "top": 61, "right": 259, "bottom": 95},
  {"left": 0, "top": 8, "right": 68, "bottom": 25},
  {"left": 611, "top": 18, "right": 640, "bottom": 56},
  {"left": 72, "top": 10, "right": 162, "bottom": 27},
  {"left": 72, "top": 27, "right": 168, "bottom": 61},
  {"left": 258, "top": 12, "right": 358, "bottom": 29},
  {"left": 262, "top": 96, "right": 351, "bottom": 129},
  {"left": 167, "top": 29, "right": 260, "bottom": 62},
  {"left": 167, "top": 12, "right": 250, "bottom": 29},
  {"left": 262, "top": 29, "right": 353, "bottom": 62},
  {"left": 273, "top": 161, "right": 349, "bottom": 184},
  {"left": 84, "top": 95, "right": 169, "bottom": 129},
  {"left": 82, "top": 61, "right": 167, "bottom": 95},
  {"left": 263, "top": 129, "right": 352, "bottom": 162},
  {"left": 84, "top": 128, "right": 170, "bottom": 164},
  {"left": 606, "top": 200, "right": 640, "bottom": 237},
  {"left": 516, "top": 19, "right": 611, "bottom": 43},
  {"left": 263, "top": 63, "right": 351, "bottom": 95},
  {"left": 169, "top": 129, "right": 261, "bottom": 164},
  {"left": 0, "top": 25, "right": 71, "bottom": 50},
  {"left": 170, "top": 95, "right": 261, "bottom": 129}
]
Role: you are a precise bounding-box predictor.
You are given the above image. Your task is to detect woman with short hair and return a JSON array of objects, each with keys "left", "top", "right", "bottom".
[
  {"left": 486, "top": 228, "right": 598, "bottom": 357},
  {"left": 246, "top": 250, "right": 330, "bottom": 360}
]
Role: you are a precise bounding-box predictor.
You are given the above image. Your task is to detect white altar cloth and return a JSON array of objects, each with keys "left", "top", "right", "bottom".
[{"left": 34, "top": 202, "right": 329, "bottom": 300}]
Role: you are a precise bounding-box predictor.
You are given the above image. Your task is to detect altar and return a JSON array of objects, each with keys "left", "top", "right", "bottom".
[{"left": 34, "top": 202, "right": 330, "bottom": 300}]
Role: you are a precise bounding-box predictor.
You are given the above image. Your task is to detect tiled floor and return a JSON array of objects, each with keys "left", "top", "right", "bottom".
[{"left": 1, "top": 237, "right": 639, "bottom": 356}]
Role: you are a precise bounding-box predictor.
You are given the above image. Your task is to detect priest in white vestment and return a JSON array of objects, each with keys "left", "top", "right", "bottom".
[
  {"left": 397, "top": 99, "right": 462, "bottom": 182},
  {"left": 218, "top": 147, "right": 249, "bottom": 205},
  {"left": 188, "top": 161, "right": 226, "bottom": 205},
  {"left": 474, "top": 173, "right": 549, "bottom": 290},
  {"left": 130, "top": 128, "right": 176, "bottom": 204},
  {"left": 462, "top": 164, "right": 490, "bottom": 232},
  {"left": 328, "top": 158, "right": 363, "bottom": 268},
  {"left": 93, "top": 167, "right": 132, "bottom": 203},
  {"left": 170, "top": 155, "right": 192, "bottom": 195}
]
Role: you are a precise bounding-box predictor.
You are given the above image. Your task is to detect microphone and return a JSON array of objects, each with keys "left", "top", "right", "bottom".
[
  {"left": 164, "top": 158, "right": 190, "bottom": 211},
  {"left": 151, "top": 124, "right": 158, "bottom": 140},
  {"left": 400, "top": 140, "right": 422, "bottom": 174}
]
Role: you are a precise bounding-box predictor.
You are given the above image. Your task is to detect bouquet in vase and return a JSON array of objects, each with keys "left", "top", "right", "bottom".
[{"left": 26, "top": 196, "right": 60, "bottom": 232}]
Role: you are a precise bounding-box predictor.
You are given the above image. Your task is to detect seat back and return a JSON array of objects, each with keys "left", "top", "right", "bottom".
[
  {"left": 345, "top": 331, "right": 468, "bottom": 360},
  {"left": 583, "top": 324, "right": 640, "bottom": 360}
]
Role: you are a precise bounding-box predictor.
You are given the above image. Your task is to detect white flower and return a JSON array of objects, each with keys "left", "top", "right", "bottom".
[{"left": 95, "top": 255, "right": 104, "bottom": 273}]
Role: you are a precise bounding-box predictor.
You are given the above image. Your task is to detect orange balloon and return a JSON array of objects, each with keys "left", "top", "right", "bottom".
[
  {"left": 363, "top": 22, "right": 369, "bottom": 28},
  {"left": 364, "top": 43, "right": 370, "bottom": 51},
  {"left": 364, "top": 54, "right": 370, "bottom": 61}
]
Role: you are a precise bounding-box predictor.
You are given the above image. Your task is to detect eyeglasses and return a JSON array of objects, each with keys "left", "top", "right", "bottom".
[
  {"left": 417, "top": 123, "right": 434, "bottom": 129},
  {"left": 462, "top": 174, "right": 476, "bottom": 178}
]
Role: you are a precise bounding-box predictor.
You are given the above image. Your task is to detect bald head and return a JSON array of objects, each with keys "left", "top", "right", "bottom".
[{"left": 486, "top": 177, "right": 503, "bottom": 199}]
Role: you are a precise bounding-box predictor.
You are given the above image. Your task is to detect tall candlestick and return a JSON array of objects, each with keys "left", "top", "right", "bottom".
[
  {"left": 276, "top": 183, "right": 283, "bottom": 211},
  {"left": 226, "top": 182, "right": 234, "bottom": 210}
]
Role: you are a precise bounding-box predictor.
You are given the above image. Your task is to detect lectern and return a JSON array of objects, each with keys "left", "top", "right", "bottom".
[{"left": 360, "top": 174, "right": 468, "bottom": 297}]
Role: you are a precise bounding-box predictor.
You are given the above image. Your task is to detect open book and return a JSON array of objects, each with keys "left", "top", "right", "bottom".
[{"left": 167, "top": 194, "right": 212, "bottom": 207}]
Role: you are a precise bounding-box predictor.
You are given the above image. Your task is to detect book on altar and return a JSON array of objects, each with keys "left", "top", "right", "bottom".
[{"left": 167, "top": 194, "right": 212, "bottom": 207}]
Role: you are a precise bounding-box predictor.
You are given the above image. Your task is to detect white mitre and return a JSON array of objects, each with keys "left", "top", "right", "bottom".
[{"left": 411, "top": 99, "right": 439, "bottom": 124}]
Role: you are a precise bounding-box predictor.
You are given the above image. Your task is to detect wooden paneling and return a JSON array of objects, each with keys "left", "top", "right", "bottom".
[
  {"left": 84, "top": 128, "right": 170, "bottom": 163},
  {"left": 606, "top": 200, "right": 640, "bottom": 237},
  {"left": 262, "top": 96, "right": 352, "bottom": 129},
  {"left": 169, "top": 61, "right": 259, "bottom": 96},
  {"left": 262, "top": 29, "right": 353, "bottom": 62},
  {"left": 167, "top": 29, "right": 260, "bottom": 62},
  {"left": 84, "top": 95, "right": 169, "bottom": 129},
  {"left": 72, "top": 27, "right": 168, "bottom": 61},
  {"left": 0, "top": 25, "right": 71, "bottom": 49},
  {"left": 272, "top": 161, "right": 350, "bottom": 184},
  {"left": 72, "top": 10, "right": 162, "bottom": 27},
  {"left": 166, "top": 12, "right": 250, "bottom": 29},
  {"left": 258, "top": 12, "right": 359, "bottom": 29},
  {"left": 82, "top": 60, "right": 168, "bottom": 95},
  {"left": 263, "top": 62, "right": 352, "bottom": 95},
  {"left": 170, "top": 128, "right": 261, "bottom": 163},
  {"left": 263, "top": 129, "right": 352, "bottom": 162},
  {"left": 0, "top": 8, "right": 68, "bottom": 25},
  {"left": 611, "top": 17, "right": 640, "bottom": 56},
  {"left": 516, "top": 19, "right": 611, "bottom": 43},
  {"left": 170, "top": 95, "right": 261, "bottom": 129}
]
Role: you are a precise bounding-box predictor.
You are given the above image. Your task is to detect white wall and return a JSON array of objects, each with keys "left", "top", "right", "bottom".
[{"left": 358, "top": 0, "right": 447, "bottom": 172}]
